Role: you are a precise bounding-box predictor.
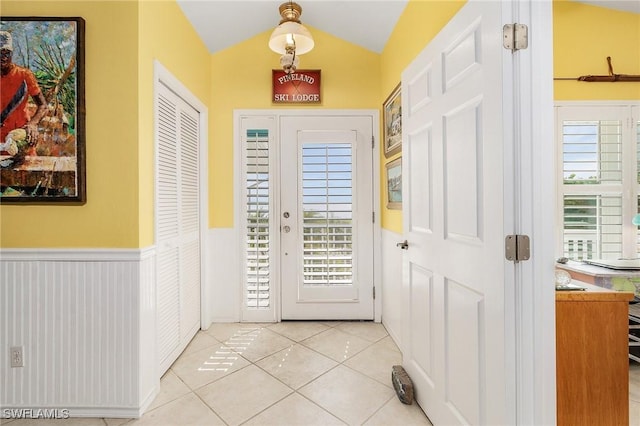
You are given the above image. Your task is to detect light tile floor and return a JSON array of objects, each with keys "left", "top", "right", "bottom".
[{"left": 1, "top": 321, "right": 432, "bottom": 426}]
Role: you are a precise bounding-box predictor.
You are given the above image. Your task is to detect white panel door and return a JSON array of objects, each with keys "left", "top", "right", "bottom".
[
  {"left": 402, "top": 1, "right": 514, "bottom": 424},
  {"left": 156, "top": 82, "right": 201, "bottom": 374},
  {"left": 280, "top": 116, "right": 374, "bottom": 319}
]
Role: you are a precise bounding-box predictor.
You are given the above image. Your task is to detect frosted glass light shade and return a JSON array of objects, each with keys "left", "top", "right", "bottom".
[
  {"left": 269, "top": 21, "right": 314, "bottom": 55},
  {"left": 633, "top": 214, "right": 640, "bottom": 226}
]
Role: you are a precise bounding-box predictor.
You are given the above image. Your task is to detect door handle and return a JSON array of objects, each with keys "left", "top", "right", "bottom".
[
  {"left": 397, "top": 240, "right": 409, "bottom": 250},
  {"left": 282, "top": 225, "right": 291, "bottom": 233}
]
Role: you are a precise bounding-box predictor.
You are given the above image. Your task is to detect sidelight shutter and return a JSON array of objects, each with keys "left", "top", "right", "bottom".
[{"left": 241, "top": 118, "right": 277, "bottom": 322}]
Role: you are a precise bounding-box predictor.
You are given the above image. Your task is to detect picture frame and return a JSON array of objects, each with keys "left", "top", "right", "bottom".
[
  {"left": 0, "top": 17, "right": 86, "bottom": 203},
  {"left": 383, "top": 83, "right": 401, "bottom": 158},
  {"left": 385, "top": 156, "right": 402, "bottom": 210}
]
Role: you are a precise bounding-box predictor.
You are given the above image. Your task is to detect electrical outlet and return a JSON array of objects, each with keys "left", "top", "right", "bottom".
[{"left": 10, "top": 346, "right": 24, "bottom": 368}]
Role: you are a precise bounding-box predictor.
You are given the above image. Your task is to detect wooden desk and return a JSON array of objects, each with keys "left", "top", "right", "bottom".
[{"left": 556, "top": 282, "right": 633, "bottom": 425}]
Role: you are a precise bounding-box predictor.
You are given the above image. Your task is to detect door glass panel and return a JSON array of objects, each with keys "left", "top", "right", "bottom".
[{"left": 301, "top": 143, "right": 353, "bottom": 286}]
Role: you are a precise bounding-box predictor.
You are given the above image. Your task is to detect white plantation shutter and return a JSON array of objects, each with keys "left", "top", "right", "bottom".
[
  {"left": 562, "top": 194, "right": 622, "bottom": 260},
  {"left": 637, "top": 117, "right": 640, "bottom": 253},
  {"left": 557, "top": 105, "right": 639, "bottom": 260},
  {"left": 156, "top": 82, "right": 201, "bottom": 374},
  {"left": 246, "top": 129, "right": 271, "bottom": 308},
  {"left": 241, "top": 118, "right": 276, "bottom": 321},
  {"left": 562, "top": 120, "right": 622, "bottom": 184},
  {"left": 301, "top": 143, "right": 353, "bottom": 286}
]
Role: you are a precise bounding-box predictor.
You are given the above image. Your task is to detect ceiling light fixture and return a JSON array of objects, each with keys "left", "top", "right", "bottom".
[{"left": 269, "top": 1, "right": 314, "bottom": 74}]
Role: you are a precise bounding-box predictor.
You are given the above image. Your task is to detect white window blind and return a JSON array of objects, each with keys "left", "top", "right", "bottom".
[
  {"left": 637, "top": 120, "right": 640, "bottom": 253},
  {"left": 562, "top": 121, "right": 622, "bottom": 184},
  {"left": 301, "top": 143, "right": 353, "bottom": 286},
  {"left": 557, "top": 105, "right": 640, "bottom": 260},
  {"left": 245, "top": 129, "right": 271, "bottom": 308},
  {"left": 563, "top": 194, "right": 622, "bottom": 260}
]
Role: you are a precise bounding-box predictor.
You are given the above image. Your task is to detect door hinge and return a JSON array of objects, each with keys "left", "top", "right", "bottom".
[
  {"left": 372, "top": 212, "right": 375, "bottom": 223},
  {"left": 372, "top": 135, "right": 375, "bottom": 149},
  {"left": 503, "top": 24, "right": 528, "bottom": 52},
  {"left": 505, "top": 234, "right": 531, "bottom": 263},
  {"left": 373, "top": 286, "right": 376, "bottom": 299}
]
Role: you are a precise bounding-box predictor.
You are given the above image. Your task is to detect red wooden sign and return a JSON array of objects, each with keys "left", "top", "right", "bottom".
[{"left": 272, "top": 70, "right": 321, "bottom": 104}]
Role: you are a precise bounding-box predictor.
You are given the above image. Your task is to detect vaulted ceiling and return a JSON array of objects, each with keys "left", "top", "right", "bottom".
[{"left": 176, "top": 0, "right": 640, "bottom": 55}]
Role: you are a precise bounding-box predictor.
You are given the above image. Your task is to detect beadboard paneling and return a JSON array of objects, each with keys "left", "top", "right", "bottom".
[
  {"left": 208, "top": 228, "right": 241, "bottom": 322},
  {"left": 0, "top": 248, "right": 158, "bottom": 418}
]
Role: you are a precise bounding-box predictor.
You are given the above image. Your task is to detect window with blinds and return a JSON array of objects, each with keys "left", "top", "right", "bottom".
[
  {"left": 301, "top": 143, "right": 353, "bottom": 286},
  {"left": 637, "top": 121, "right": 640, "bottom": 254},
  {"left": 245, "top": 129, "right": 271, "bottom": 308},
  {"left": 562, "top": 121, "right": 622, "bottom": 184},
  {"left": 557, "top": 105, "right": 640, "bottom": 260},
  {"left": 563, "top": 195, "right": 622, "bottom": 260}
]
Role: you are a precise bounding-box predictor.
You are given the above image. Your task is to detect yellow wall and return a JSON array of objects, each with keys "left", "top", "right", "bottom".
[
  {"left": 0, "top": 0, "right": 211, "bottom": 248},
  {"left": 1, "top": 1, "right": 141, "bottom": 248},
  {"left": 138, "top": 0, "right": 211, "bottom": 246},
  {"left": 209, "top": 27, "right": 381, "bottom": 227},
  {"left": 379, "top": 0, "right": 465, "bottom": 233},
  {"left": 554, "top": 1, "right": 640, "bottom": 100},
  {"left": 10, "top": 1, "right": 633, "bottom": 246}
]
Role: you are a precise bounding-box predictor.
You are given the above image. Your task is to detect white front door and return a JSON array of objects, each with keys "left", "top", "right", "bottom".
[
  {"left": 401, "top": 1, "right": 515, "bottom": 424},
  {"left": 280, "top": 116, "right": 374, "bottom": 320}
]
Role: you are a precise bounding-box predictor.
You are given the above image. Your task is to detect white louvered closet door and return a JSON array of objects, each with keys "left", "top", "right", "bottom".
[{"left": 156, "top": 82, "right": 201, "bottom": 374}]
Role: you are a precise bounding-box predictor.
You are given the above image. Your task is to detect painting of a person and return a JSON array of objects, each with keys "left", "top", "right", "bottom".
[{"left": 0, "top": 30, "right": 47, "bottom": 166}]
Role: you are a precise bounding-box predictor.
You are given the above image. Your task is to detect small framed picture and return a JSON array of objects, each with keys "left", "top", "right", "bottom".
[
  {"left": 385, "top": 157, "right": 402, "bottom": 210},
  {"left": 383, "top": 83, "right": 401, "bottom": 158}
]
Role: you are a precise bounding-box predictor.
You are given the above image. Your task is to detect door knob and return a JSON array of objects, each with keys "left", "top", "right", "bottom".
[
  {"left": 397, "top": 240, "right": 409, "bottom": 250},
  {"left": 282, "top": 225, "right": 291, "bottom": 233}
]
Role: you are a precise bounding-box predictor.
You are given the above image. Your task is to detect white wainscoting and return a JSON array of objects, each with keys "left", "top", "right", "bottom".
[
  {"left": 208, "top": 228, "right": 241, "bottom": 322},
  {"left": 381, "top": 228, "right": 403, "bottom": 349},
  {"left": 0, "top": 248, "right": 159, "bottom": 418}
]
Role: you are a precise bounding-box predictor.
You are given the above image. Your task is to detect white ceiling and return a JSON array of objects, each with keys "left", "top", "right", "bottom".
[
  {"left": 176, "top": 0, "right": 409, "bottom": 54},
  {"left": 176, "top": 0, "right": 640, "bottom": 55}
]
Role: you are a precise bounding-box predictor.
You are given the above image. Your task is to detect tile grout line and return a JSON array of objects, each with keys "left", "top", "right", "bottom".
[
  {"left": 190, "top": 381, "right": 232, "bottom": 426},
  {"left": 361, "top": 393, "right": 397, "bottom": 425},
  {"left": 237, "top": 323, "right": 392, "bottom": 425},
  {"left": 108, "top": 322, "right": 396, "bottom": 425}
]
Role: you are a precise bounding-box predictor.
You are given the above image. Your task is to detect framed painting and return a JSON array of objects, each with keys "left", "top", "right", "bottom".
[
  {"left": 385, "top": 156, "right": 402, "bottom": 210},
  {"left": 383, "top": 83, "right": 401, "bottom": 158},
  {"left": 0, "top": 17, "right": 85, "bottom": 203}
]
